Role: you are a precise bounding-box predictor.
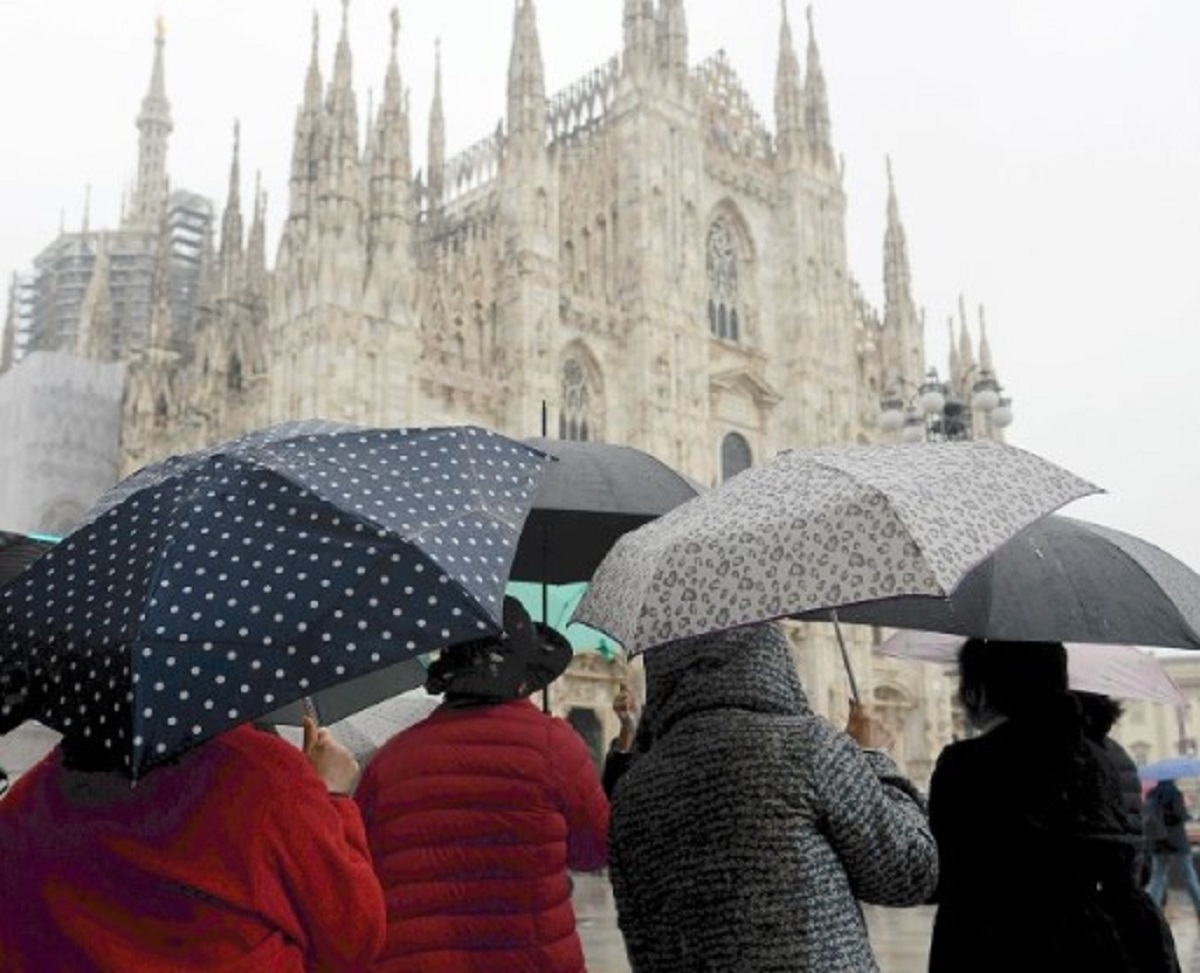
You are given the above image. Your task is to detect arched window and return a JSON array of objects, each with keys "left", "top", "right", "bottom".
[
  {"left": 559, "top": 356, "right": 593, "bottom": 442},
  {"left": 563, "top": 239, "right": 576, "bottom": 292},
  {"left": 228, "top": 354, "right": 243, "bottom": 393},
  {"left": 596, "top": 218, "right": 608, "bottom": 299},
  {"left": 721, "top": 432, "right": 752, "bottom": 481},
  {"left": 579, "top": 227, "right": 590, "bottom": 295},
  {"left": 706, "top": 220, "right": 740, "bottom": 342}
]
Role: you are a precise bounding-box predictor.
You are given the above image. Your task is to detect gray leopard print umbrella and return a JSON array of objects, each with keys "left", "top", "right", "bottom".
[{"left": 574, "top": 439, "right": 1100, "bottom": 653}]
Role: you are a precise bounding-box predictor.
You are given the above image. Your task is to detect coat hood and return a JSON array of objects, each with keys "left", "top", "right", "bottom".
[{"left": 640, "top": 622, "right": 809, "bottom": 741}]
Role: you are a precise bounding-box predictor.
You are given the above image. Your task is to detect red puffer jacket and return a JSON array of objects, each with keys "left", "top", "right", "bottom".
[
  {"left": 355, "top": 697, "right": 609, "bottom": 973},
  {"left": 0, "top": 725, "right": 385, "bottom": 973}
]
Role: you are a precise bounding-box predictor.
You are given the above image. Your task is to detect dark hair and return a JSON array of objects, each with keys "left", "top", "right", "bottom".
[
  {"left": 424, "top": 596, "right": 573, "bottom": 700},
  {"left": 958, "top": 639, "right": 1068, "bottom": 723},
  {"left": 1073, "top": 691, "right": 1124, "bottom": 741}
]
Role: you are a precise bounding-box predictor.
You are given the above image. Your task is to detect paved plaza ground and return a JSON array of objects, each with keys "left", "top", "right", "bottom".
[
  {"left": 574, "top": 871, "right": 1200, "bottom": 973},
  {"left": 571, "top": 872, "right": 934, "bottom": 972}
]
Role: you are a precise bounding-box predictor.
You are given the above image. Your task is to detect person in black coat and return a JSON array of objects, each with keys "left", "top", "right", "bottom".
[
  {"left": 1075, "top": 692, "right": 1147, "bottom": 882},
  {"left": 1145, "top": 778, "right": 1200, "bottom": 914},
  {"left": 927, "top": 640, "right": 1180, "bottom": 973},
  {"left": 601, "top": 683, "right": 639, "bottom": 799}
]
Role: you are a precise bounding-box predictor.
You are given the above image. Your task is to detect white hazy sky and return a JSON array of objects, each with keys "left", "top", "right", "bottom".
[{"left": 2, "top": 1, "right": 1199, "bottom": 574}]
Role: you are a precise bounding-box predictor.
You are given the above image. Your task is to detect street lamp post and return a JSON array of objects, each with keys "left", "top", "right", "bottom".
[{"left": 879, "top": 366, "right": 1013, "bottom": 442}]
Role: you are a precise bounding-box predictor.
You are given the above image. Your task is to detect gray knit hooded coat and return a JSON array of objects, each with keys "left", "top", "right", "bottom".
[{"left": 608, "top": 623, "right": 938, "bottom": 972}]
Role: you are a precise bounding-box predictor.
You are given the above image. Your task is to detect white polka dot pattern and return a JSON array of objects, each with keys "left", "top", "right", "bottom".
[{"left": 0, "top": 422, "right": 550, "bottom": 779}]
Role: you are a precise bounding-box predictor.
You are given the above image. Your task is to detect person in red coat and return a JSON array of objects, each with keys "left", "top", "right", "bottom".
[
  {"left": 0, "top": 714, "right": 386, "bottom": 972},
  {"left": 355, "top": 596, "right": 609, "bottom": 973}
]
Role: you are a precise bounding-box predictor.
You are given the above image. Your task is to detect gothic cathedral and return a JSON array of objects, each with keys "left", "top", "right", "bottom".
[{"left": 24, "top": 1, "right": 1015, "bottom": 783}]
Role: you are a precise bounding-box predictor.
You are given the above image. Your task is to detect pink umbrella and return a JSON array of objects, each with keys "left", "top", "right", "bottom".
[{"left": 877, "top": 630, "right": 1184, "bottom": 705}]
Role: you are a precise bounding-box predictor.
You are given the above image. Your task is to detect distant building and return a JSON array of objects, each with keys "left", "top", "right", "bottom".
[
  {"left": 11, "top": 22, "right": 213, "bottom": 364},
  {"left": 165, "top": 190, "right": 214, "bottom": 339},
  {"left": 3, "top": 273, "right": 36, "bottom": 364},
  {"left": 0, "top": 351, "right": 124, "bottom": 535}
]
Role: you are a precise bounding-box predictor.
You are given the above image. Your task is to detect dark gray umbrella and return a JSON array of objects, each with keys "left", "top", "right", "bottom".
[
  {"left": 0, "top": 532, "right": 55, "bottom": 589},
  {"left": 803, "top": 515, "right": 1200, "bottom": 650},
  {"left": 262, "top": 656, "right": 429, "bottom": 727},
  {"left": 511, "top": 438, "right": 702, "bottom": 584}
]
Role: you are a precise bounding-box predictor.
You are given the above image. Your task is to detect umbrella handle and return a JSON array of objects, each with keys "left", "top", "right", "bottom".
[
  {"left": 830, "top": 611, "right": 861, "bottom": 704},
  {"left": 539, "top": 400, "right": 551, "bottom": 718}
]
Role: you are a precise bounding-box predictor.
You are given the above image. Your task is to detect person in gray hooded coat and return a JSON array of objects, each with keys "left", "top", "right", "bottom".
[{"left": 607, "top": 622, "right": 938, "bottom": 973}]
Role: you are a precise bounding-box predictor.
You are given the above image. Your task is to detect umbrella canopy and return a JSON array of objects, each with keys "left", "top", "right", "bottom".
[
  {"left": 0, "top": 531, "right": 55, "bottom": 588},
  {"left": 804, "top": 515, "right": 1200, "bottom": 651},
  {"left": 325, "top": 687, "right": 443, "bottom": 764},
  {"left": 81, "top": 419, "right": 357, "bottom": 522},
  {"left": 506, "top": 580, "right": 619, "bottom": 658},
  {"left": 0, "top": 422, "right": 550, "bottom": 778},
  {"left": 262, "top": 656, "right": 430, "bottom": 727},
  {"left": 573, "top": 439, "right": 1099, "bottom": 653},
  {"left": 263, "top": 579, "right": 620, "bottom": 727},
  {"left": 877, "top": 629, "right": 1184, "bottom": 706},
  {"left": 1139, "top": 757, "right": 1200, "bottom": 782},
  {"left": 510, "top": 437, "right": 701, "bottom": 584}
]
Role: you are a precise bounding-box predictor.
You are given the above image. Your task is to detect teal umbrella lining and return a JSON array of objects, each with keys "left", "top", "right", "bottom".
[{"left": 506, "top": 581, "right": 619, "bottom": 660}]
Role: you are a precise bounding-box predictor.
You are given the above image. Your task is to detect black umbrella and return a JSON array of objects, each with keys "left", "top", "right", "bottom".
[
  {"left": 0, "top": 422, "right": 550, "bottom": 778},
  {"left": 0, "top": 532, "right": 55, "bottom": 588},
  {"left": 801, "top": 514, "right": 1200, "bottom": 650},
  {"left": 511, "top": 437, "right": 702, "bottom": 584}
]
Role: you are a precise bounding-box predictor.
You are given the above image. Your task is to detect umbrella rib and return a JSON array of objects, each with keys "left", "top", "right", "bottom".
[
  {"left": 1062, "top": 524, "right": 1200, "bottom": 649},
  {"left": 231, "top": 440, "right": 540, "bottom": 544},
  {"left": 801, "top": 460, "right": 952, "bottom": 595}
]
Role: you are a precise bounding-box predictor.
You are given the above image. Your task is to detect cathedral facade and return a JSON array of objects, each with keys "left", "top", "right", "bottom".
[
  {"left": 6, "top": 1, "right": 1023, "bottom": 782},
  {"left": 118, "top": 1, "right": 943, "bottom": 476}
]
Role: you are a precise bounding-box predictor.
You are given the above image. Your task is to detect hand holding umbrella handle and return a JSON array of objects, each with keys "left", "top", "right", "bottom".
[
  {"left": 302, "top": 716, "right": 360, "bottom": 796},
  {"left": 613, "top": 683, "right": 639, "bottom": 752},
  {"left": 846, "top": 701, "right": 894, "bottom": 752}
]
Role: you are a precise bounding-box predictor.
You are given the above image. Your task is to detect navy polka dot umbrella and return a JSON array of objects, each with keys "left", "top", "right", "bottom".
[{"left": 0, "top": 422, "right": 550, "bottom": 779}]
